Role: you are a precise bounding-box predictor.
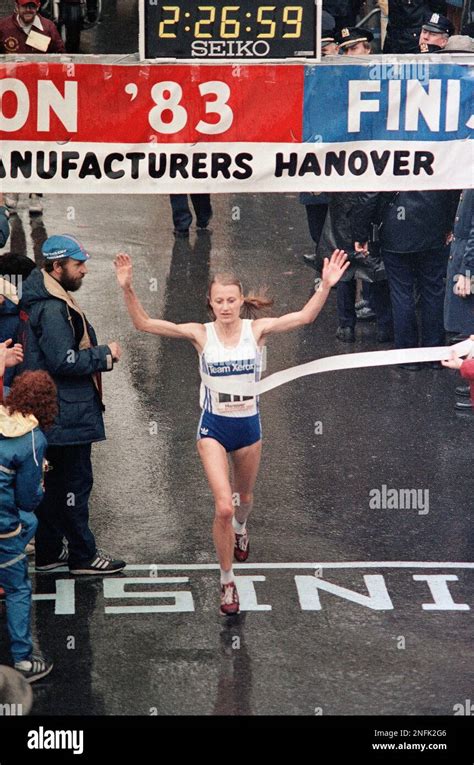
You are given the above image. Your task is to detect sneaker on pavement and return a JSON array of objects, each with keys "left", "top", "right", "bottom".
[
  {"left": 28, "top": 194, "right": 43, "bottom": 214},
  {"left": 234, "top": 528, "right": 249, "bottom": 562},
  {"left": 356, "top": 305, "right": 376, "bottom": 321},
  {"left": 220, "top": 581, "right": 240, "bottom": 616},
  {"left": 336, "top": 326, "right": 355, "bottom": 343},
  {"left": 35, "top": 544, "right": 68, "bottom": 572},
  {"left": 14, "top": 654, "right": 53, "bottom": 683},
  {"left": 5, "top": 193, "right": 18, "bottom": 210},
  {"left": 69, "top": 550, "right": 126, "bottom": 575}
]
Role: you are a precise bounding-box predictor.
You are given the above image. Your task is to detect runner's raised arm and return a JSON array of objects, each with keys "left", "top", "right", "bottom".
[{"left": 114, "top": 253, "right": 204, "bottom": 346}]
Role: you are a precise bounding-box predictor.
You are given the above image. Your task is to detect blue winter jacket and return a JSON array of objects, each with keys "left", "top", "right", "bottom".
[
  {"left": 18, "top": 268, "right": 114, "bottom": 446},
  {"left": 0, "top": 394, "right": 47, "bottom": 537}
]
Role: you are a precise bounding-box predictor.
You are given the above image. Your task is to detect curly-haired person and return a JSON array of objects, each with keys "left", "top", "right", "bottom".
[{"left": 0, "top": 342, "right": 57, "bottom": 682}]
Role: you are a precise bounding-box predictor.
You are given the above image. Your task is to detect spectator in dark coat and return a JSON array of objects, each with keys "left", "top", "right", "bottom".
[
  {"left": 300, "top": 192, "right": 330, "bottom": 273},
  {"left": 317, "top": 193, "right": 393, "bottom": 343},
  {"left": 0, "top": 254, "right": 36, "bottom": 386},
  {"left": 444, "top": 190, "right": 474, "bottom": 339},
  {"left": 18, "top": 235, "right": 126, "bottom": 576},
  {"left": 352, "top": 190, "right": 460, "bottom": 365}
]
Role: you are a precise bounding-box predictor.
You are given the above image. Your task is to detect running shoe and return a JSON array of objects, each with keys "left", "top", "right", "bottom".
[
  {"left": 14, "top": 654, "right": 53, "bottom": 684},
  {"left": 69, "top": 550, "right": 126, "bottom": 575},
  {"left": 234, "top": 528, "right": 249, "bottom": 562},
  {"left": 220, "top": 581, "right": 240, "bottom": 616},
  {"left": 35, "top": 544, "right": 68, "bottom": 572}
]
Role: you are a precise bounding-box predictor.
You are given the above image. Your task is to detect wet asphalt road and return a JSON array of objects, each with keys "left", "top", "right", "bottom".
[
  {"left": 0, "top": 193, "right": 473, "bottom": 717},
  {"left": 0, "top": 0, "right": 472, "bottom": 719}
]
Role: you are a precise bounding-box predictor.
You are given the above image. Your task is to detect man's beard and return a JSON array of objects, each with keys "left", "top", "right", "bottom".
[{"left": 59, "top": 272, "right": 83, "bottom": 292}]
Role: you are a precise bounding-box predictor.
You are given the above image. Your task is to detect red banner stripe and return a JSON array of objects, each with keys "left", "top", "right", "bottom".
[{"left": 0, "top": 63, "right": 304, "bottom": 144}]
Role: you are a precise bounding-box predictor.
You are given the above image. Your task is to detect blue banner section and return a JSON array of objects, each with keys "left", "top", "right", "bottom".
[{"left": 303, "top": 63, "right": 473, "bottom": 143}]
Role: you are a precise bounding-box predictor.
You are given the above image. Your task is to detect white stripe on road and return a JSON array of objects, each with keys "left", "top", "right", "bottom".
[{"left": 28, "top": 561, "right": 474, "bottom": 573}]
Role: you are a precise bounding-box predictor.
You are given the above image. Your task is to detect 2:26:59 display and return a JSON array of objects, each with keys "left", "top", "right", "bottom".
[{"left": 158, "top": 5, "right": 305, "bottom": 40}]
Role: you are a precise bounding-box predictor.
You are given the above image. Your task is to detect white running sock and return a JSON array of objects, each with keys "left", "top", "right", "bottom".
[
  {"left": 220, "top": 568, "right": 234, "bottom": 585},
  {"left": 234, "top": 499, "right": 253, "bottom": 526},
  {"left": 232, "top": 516, "right": 246, "bottom": 534}
]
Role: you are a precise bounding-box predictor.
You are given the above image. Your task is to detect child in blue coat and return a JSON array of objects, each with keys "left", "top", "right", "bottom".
[{"left": 0, "top": 342, "right": 57, "bottom": 682}]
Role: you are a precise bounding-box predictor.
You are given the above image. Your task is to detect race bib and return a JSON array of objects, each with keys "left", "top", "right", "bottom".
[{"left": 216, "top": 393, "right": 255, "bottom": 414}]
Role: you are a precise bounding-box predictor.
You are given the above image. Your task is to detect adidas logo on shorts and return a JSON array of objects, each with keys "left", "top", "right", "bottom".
[{"left": 200, "top": 427, "right": 209, "bottom": 435}]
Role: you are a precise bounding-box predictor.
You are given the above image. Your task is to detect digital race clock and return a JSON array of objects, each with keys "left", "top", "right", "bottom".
[{"left": 141, "top": 0, "right": 317, "bottom": 59}]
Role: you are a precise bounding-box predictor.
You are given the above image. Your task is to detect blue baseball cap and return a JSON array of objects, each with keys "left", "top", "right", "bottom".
[{"left": 42, "top": 235, "right": 90, "bottom": 262}]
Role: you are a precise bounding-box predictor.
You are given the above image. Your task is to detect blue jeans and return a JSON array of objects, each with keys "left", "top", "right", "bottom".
[
  {"left": 35, "top": 444, "right": 96, "bottom": 568},
  {"left": 0, "top": 511, "right": 37, "bottom": 662},
  {"left": 169, "top": 194, "right": 212, "bottom": 232},
  {"left": 382, "top": 248, "right": 448, "bottom": 348}
]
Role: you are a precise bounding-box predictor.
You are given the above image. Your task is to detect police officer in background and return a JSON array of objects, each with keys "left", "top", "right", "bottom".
[
  {"left": 383, "top": 1, "right": 448, "bottom": 54},
  {"left": 337, "top": 25, "right": 373, "bottom": 54},
  {"left": 419, "top": 12, "right": 454, "bottom": 51},
  {"left": 321, "top": 28, "right": 339, "bottom": 56}
]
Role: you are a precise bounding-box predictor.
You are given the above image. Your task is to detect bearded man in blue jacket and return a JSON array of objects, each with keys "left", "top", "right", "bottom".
[{"left": 18, "top": 235, "right": 126, "bottom": 575}]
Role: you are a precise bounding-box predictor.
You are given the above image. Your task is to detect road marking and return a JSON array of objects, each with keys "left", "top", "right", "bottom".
[{"left": 29, "top": 561, "right": 474, "bottom": 573}]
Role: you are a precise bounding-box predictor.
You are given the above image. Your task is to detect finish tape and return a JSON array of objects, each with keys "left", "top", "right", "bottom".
[{"left": 200, "top": 339, "right": 474, "bottom": 397}]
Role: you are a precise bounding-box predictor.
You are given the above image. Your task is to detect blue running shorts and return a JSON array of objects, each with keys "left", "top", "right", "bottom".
[{"left": 196, "top": 410, "right": 262, "bottom": 453}]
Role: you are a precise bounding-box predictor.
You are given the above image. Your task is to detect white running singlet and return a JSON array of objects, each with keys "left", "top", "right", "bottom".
[{"left": 199, "top": 320, "right": 264, "bottom": 417}]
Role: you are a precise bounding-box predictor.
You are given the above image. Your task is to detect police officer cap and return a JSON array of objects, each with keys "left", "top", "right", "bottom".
[
  {"left": 321, "top": 10, "right": 336, "bottom": 46},
  {"left": 337, "top": 27, "right": 373, "bottom": 49},
  {"left": 321, "top": 30, "right": 337, "bottom": 47},
  {"left": 422, "top": 13, "right": 454, "bottom": 36}
]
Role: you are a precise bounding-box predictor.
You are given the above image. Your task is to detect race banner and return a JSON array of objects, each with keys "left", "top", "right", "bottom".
[{"left": 0, "top": 58, "right": 472, "bottom": 193}]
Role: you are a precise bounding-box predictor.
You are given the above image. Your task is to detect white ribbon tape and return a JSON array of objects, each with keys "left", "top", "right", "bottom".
[{"left": 200, "top": 339, "right": 474, "bottom": 397}]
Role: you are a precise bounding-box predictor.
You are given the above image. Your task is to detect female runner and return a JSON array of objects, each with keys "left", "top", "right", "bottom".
[{"left": 114, "top": 250, "right": 349, "bottom": 615}]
